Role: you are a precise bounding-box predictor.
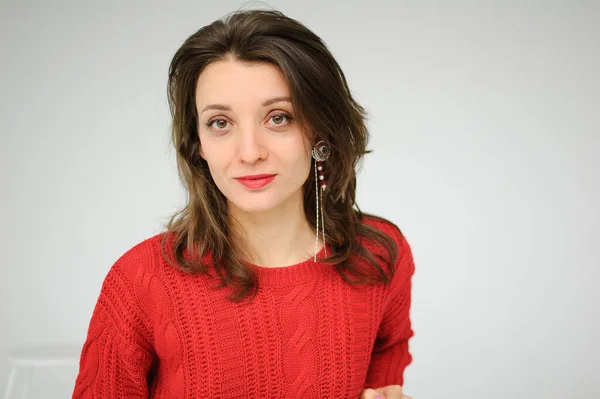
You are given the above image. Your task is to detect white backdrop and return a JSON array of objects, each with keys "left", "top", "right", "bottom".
[{"left": 1, "top": 1, "right": 598, "bottom": 398}]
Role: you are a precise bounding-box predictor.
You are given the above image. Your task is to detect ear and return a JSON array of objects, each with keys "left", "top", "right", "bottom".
[{"left": 198, "top": 143, "right": 205, "bottom": 160}]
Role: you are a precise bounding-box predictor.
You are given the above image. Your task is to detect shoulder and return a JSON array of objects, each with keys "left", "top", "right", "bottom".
[
  {"left": 360, "top": 214, "right": 409, "bottom": 253},
  {"left": 359, "top": 213, "right": 415, "bottom": 278},
  {"left": 361, "top": 214, "right": 401, "bottom": 238},
  {"left": 99, "top": 232, "right": 171, "bottom": 301},
  {"left": 110, "top": 233, "right": 166, "bottom": 277},
  {"left": 95, "top": 233, "right": 171, "bottom": 328},
  {"left": 87, "top": 234, "right": 167, "bottom": 351}
]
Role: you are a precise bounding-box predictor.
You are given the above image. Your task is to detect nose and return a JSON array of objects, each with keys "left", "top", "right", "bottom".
[{"left": 237, "top": 124, "right": 267, "bottom": 164}]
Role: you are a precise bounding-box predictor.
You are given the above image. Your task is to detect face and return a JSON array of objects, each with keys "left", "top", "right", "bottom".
[{"left": 195, "top": 58, "right": 312, "bottom": 215}]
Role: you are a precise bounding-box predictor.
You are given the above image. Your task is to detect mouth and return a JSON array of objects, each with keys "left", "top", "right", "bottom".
[{"left": 234, "top": 174, "right": 277, "bottom": 190}]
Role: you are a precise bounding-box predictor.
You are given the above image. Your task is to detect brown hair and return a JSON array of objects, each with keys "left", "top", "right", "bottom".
[{"left": 161, "top": 8, "right": 401, "bottom": 303}]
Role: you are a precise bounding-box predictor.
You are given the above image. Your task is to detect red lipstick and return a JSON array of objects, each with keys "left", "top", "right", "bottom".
[{"left": 235, "top": 174, "right": 276, "bottom": 189}]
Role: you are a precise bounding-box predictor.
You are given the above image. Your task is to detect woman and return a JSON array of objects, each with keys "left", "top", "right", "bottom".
[{"left": 72, "top": 9, "right": 415, "bottom": 399}]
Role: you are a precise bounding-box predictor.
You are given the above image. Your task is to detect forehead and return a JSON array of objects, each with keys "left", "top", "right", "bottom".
[{"left": 195, "top": 59, "right": 290, "bottom": 104}]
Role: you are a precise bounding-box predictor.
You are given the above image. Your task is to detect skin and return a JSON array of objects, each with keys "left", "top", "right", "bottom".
[
  {"left": 361, "top": 385, "right": 412, "bottom": 399},
  {"left": 195, "top": 57, "right": 411, "bottom": 398},
  {"left": 195, "top": 57, "right": 317, "bottom": 267}
]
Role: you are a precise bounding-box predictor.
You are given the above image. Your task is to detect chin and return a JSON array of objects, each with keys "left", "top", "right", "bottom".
[{"left": 228, "top": 193, "right": 284, "bottom": 214}]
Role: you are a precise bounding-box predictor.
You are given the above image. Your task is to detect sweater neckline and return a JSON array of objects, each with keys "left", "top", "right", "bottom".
[{"left": 248, "top": 243, "right": 332, "bottom": 286}]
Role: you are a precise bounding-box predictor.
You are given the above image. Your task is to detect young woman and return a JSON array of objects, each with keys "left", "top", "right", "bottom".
[{"left": 72, "top": 9, "right": 415, "bottom": 399}]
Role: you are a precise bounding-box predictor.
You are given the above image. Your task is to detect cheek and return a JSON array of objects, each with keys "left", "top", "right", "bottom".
[
  {"left": 199, "top": 139, "right": 228, "bottom": 178},
  {"left": 302, "top": 151, "right": 312, "bottom": 175},
  {"left": 289, "top": 143, "right": 312, "bottom": 183}
]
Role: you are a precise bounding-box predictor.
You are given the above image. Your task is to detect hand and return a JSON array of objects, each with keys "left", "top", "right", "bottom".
[{"left": 360, "top": 385, "right": 412, "bottom": 399}]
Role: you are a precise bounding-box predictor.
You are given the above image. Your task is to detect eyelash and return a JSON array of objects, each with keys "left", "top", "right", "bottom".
[{"left": 205, "top": 111, "right": 294, "bottom": 131}]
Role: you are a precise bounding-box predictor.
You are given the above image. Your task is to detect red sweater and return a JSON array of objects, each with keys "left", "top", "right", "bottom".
[{"left": 72, "top": 218, "right": 415, "bottom": 398}]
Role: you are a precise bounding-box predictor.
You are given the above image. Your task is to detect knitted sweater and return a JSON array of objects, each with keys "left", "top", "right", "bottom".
[{"left": 72, "top": 218, "right": 415, "bottom": 399}]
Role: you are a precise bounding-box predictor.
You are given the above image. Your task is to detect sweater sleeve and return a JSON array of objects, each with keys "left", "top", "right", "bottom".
[
  {"left": 72, "top": 254, "right": 156, "bottom": 398},
  {"left": 364, "top": 230, "right": 415, "bottom": 389}
]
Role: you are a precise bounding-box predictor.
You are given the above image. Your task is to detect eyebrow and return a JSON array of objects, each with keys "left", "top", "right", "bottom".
[{"left": 200, "top": 96, "right": 291, "bottom": 114}]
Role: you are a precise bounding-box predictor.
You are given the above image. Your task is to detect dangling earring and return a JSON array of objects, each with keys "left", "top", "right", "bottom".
[{"left": 312, "top": 140, "right": 330, "bottom": 262}]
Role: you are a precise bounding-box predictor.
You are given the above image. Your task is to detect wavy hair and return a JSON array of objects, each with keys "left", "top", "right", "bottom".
[{"left": 161, "top": 8, "right": 401, "bottom": 303}]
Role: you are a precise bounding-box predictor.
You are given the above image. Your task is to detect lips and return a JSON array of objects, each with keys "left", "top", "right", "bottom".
[{"left": 235, "top": 174, "right": 276, "bottom": 189}]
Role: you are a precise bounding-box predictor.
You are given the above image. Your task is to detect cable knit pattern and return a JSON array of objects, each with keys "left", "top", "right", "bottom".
[
  {"left": 72, "top": 217, "right": 415, "bottom": 398},
  {"left": 281, "top": 284, "right": 317, "bottom": 398}
]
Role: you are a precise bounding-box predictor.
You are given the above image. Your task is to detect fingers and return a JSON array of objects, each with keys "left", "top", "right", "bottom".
[
  {"left": 359, "top": 388, "right": 381, "bottom": 399},
  {"left": 359, "top": 388, "right": 391, "bottom": 399},
  {"left": 381, "top": 384, "right": 403, "bottom": 398},
  {"left": 360, "top": 385, "right": 412, "bottom": 398}
]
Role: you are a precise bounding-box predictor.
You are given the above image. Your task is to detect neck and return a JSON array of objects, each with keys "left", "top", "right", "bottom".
[{"left": 228, "top": 192, "right": 320, "bottom": 267}]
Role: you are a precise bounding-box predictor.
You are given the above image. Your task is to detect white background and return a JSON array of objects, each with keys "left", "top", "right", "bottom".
[{"left": 1, "top": 0, "right": 598, "bottom": 398}]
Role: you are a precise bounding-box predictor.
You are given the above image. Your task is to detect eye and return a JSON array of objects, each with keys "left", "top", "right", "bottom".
[
  {"left": 205, "top": 118, "right": 230, "bottom": 130},
  {"left": 205, "top": 112, "right": 294, "bottom": 132},
  {"left": 267, "top": 112, "right": 294, "bottom": 126}
]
